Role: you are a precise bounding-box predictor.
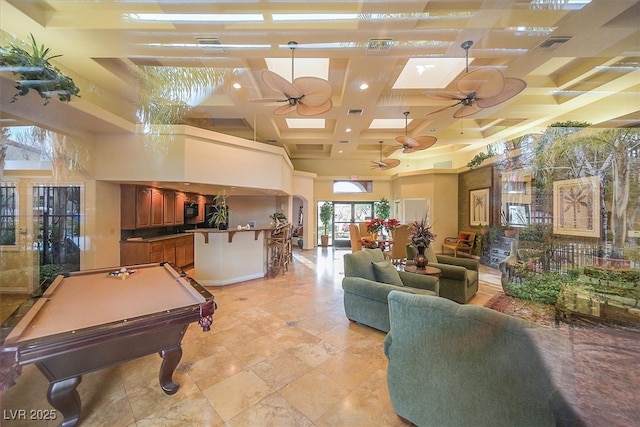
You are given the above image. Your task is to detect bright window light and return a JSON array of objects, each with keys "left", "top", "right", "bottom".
[
  {"left": 266, "top": 58, "right": 329, "bottom": 81},
  {"left": 125, "top": 13, "right": 264, "bottom": 22},
  {"left": 369, "top": 119, "right": 411, "bottom": 129},
  {"left": 286, "top": 119, "right": 325, "bottom": 129},
  {"left": 394, "top": 58, "right": 469, "bottom": 89},
  {"left": 273, "top": 14, "right": 358, "bottom": 21}
]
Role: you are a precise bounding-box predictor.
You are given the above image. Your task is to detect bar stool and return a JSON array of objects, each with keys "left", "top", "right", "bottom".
[{"left": 266, "top": 225, "right": 290, "bottom": 277}]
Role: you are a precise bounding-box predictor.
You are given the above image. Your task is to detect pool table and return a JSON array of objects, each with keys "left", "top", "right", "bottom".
[{"left": 0, "top": 262, "right": 215, "bottom": 427}]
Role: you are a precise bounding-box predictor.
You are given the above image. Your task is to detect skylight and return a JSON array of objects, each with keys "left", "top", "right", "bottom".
[
  {"left": 266, "top": 58, "right": 329, "bottom": 81},
  {"left": 124, "top": 13, "right": 264, "bottom": 22},
  {"left": 286, "top": 119, "right": 325, "bottom": 129},
  {"left": 369, "top": 118, "right": 412, "bottom": 129},
  {"left": 394, "top": 58, "right": 469, "bottom": 89}
]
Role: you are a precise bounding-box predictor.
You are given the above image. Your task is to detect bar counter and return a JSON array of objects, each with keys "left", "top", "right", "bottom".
[{"left": 185, "top": 226, "right": 278, "bottom": 286}]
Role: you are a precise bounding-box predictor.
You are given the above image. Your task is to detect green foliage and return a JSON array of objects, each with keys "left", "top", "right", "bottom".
[
  {"left": 39, "top": 263, "right": 78, "bottom": 291},
  {"left": 507, "top": 272, "right": 567, "bottom": 305},
  {"left": 466, "top": 143, "right": 498, "bottom": 169},
  {"left": 549, "top": 121, "right": 591, "bottom": 127},
  {"left": 583, "top": 266, "right": 640, "bottom": 284},
  {"left": 374, "top": 197, "right": 391, "bottom": 219},
  {"left": 0, "top": 34, "right": 80, "bottom": 104},
  {"left": 319, "top": 202, "right": 333, "bottom": 236}
]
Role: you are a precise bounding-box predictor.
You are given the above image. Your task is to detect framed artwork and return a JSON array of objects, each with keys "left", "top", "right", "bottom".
[
  {"left": 506, "top": 203, "right": 530, "bottom": 227},
  {"left": 469, "top": 188, "right": 490, "bottom": 226},
  {"left": 553, "top": 176, "right": 600, "bottom": 238}
]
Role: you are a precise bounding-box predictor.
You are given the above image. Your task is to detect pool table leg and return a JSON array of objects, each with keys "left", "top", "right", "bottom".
[
  {"left": 159, "top": 344, "right": 182, "bottom": 395},
  {"left": 47, "top": 375, "right": 82, "bottom": 427}
]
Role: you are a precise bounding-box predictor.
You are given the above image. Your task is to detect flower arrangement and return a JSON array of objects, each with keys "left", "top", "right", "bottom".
[
  {"left": 366, "top": 217, "right": 385, "bottom": 234},
  {"left": 384, "top": 218, "right": 400, "bottom": 233},
  {"left": 409, "top": 217, "right": 437, "bottom": 249},
  {"left": 270, "top": 212, "right": 287, "bottom": 225}
]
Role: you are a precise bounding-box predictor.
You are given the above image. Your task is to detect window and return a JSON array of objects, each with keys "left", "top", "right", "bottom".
[
  {"left": 333, "top": 180, "right": 373, "bottom": 193},
  {"left": 0, "top": 184, "right": 16, "bottom": 246}
]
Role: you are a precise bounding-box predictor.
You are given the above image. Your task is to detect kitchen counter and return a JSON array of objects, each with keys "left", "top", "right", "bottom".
[{"left": 185, "top": 226, "right": 283, "bottom": 286}]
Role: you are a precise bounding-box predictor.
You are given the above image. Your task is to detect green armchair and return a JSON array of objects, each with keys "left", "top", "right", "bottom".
[
  {"left": 342, "top": 248, "right": 439, "bottom": 332},
  {"left": 384, "top": 291, "right": 581, "bottom": 426},
  {"left": 406, "top": 244, "right": 479, "bottom": 303}
]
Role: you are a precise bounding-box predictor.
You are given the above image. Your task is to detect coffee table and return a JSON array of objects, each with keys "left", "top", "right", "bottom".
[{"left": 404, "top": 265, "right": 442, "bottom": 278}]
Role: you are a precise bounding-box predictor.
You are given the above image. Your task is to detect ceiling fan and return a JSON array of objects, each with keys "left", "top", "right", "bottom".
[
  {"left": 249, "top": 41, "right": 333, "bottom": 116},
  {"left": 370, "top": 141, "right": 400, "bottom": 170},
  {"left": 424, "top": 40, "right": 527, "bottom": 118},
  {"left": 395, "top": 111, "right": 437, "bottom": 153}
]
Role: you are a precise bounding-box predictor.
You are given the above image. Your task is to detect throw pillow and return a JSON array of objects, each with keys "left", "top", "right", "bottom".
[{"left": 371, "top": 260, "right": 404, "bottom": 286}]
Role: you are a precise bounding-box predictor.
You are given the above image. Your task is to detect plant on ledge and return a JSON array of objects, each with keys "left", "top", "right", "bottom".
[{"left": 1, "top": 34, "right": 80, "bottom": 104}]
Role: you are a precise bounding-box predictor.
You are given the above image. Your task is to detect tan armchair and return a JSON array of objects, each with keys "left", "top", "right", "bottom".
[
  {"left": 389, "top": 225, "right": 411, "bottom": 265},
  {"left": 442, "top": 231, "right": 476, "bottom": 258},
  {"left": 349, "top": 223, "right": 377, "bottom": 252}
]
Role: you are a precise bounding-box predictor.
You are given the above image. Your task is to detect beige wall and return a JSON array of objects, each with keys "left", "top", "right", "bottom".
[{"left": 392, "top": 171, "right": 459, "bottom": 251}]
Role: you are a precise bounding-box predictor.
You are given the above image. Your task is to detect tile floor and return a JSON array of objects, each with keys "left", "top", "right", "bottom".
[{"left": 0, "top": 247, "right": 502, "bottom": 426}]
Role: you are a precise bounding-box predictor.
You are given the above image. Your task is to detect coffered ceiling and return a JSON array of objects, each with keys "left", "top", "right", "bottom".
[{"left": 1, "top": 0, "right": 639, "bottom": 178}]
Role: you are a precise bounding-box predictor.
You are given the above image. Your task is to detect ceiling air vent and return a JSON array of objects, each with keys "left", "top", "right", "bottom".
[
  {"left": 197, "top": 37, "right": 226, "bottom": 53},
  {"left": 339, "top": 140, "right": 349, "bottom": 144},
  {"left": 535, "top": 36, "right": 572, "bottom": 51},
  {"left": 366, "top": 38, "right": 393, "bottom": 54},
  {"left": 348, "top": 109, "right": 363, "bottom": 116}
]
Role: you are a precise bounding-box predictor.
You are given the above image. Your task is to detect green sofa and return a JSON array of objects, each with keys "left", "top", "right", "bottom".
[
  {"left": 407, "top": 244, "right": 479, "bottom": 303},
  {"left": 384, "top": 291, "right": 580, "bottom": 427},
  {"left": 342, "top": 249, "right": 439, "bottom": 332}
]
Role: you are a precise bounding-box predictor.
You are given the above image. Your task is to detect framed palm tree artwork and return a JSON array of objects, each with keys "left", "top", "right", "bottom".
[
  {"left": 470, "top": 188, "right": 490, "bottom": 227},
  {"left": 553, "top": 176, "right": 600, "bottom": 238}
]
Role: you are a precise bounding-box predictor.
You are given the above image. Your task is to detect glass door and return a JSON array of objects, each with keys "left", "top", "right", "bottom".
[{"left": 332, "top": 202, "right": 374, "bottom": 247}]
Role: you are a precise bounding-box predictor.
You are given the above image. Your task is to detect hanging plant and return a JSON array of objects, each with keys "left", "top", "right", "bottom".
[{"left": 0, "top": 33, "right": 80, "bottom": 104}]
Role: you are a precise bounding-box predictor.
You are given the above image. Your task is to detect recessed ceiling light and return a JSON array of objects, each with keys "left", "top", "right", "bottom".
[
  {"left": 346, "top": 128, "right": 352, "bottom": 133},
  {"left": 232, "top": 83, "right": 241, "bottom": 89},
  {"left": 360, "top": 83, "right": 369, "bottom": 90}
]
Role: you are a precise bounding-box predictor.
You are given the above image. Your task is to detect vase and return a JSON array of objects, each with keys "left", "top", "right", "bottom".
[{"left": 414, "top": 246, "right": 428, "bottom": 269}]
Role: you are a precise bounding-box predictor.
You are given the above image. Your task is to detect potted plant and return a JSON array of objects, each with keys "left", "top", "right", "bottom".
[
  {"left": 208, "top": 192, "right": 229, "bottom": 230},
  {"left": 319, "top": 202, "right": 333, "bottom": 247},
  {"left": 374, "top": 197, "right": 391, "bottom": 219},
  {"left": 1, "top": 34, "right": 81, "bottom": 104},
  {"left": 501, "top": 211, "right": 516, "bottom": 238},
  {"left": 409, "top": 217, "right": 437, "bottom": 269},
  {"left": 270, "top": 212, "right": 287, "bottom": 227}
]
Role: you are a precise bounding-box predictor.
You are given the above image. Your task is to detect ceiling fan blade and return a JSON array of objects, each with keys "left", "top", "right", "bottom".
[
  {"left": 261, "top": 70, "right": 302, "bottom": 99},
  {"left": 273, "top": 104, "right": 297, "bottom": 115},
  {"left": 453, "top": 103, "right": 483, "bottom": 118},
  {"left": 457, "top": 68, "right": 504, "bottom": 99},
  {"left": 412, "top": 136, "right": 438, "bottom": 151},
  {"left": 248, "top": 97, "right": 287, "bottom": 104},
  {"left": 395, "top": 135, "right": 418, "bottom": 147},
  {"left": 423, "top": 90, "right": 466, "bottom": 101},
  {"left": 296, "top": 99, "right": 332, "bottom": 116},
  {"left": 380, "top": 159, "right": 400, "bottom": 170},
  {"left": 477, "top": 77, "right": 527, "bottom": 108},
  {"left": 293, "top": 77, "right": 333, "bottom": 107},
  {"left": 424, "top": 101, "right": 463, "bottom": 116}
]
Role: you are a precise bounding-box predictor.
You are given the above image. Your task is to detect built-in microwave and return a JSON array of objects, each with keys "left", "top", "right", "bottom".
[{"left": 184, "top": 202, "right": 199, "bottom": 218}]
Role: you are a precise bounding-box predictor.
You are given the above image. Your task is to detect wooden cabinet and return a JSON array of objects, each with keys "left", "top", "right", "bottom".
[
  {"left": 120, "top": 234, "right": 194, "bottom": 268},
  {"left": 136, "top": 186, "right": 153, "bottom": 228},
  {"left": 163, "top": 190, "right": 176, "bottom": 226},
  {"left": 121, "top": 185, "right": 196, "bottom": 230},
  {"left": 150, "top": 188, "right": 164, "bottom": 227},
  {"left": 175, "top": 191, "right": 187, "bottom": 225},
  {"left": 185, "top": 235, "right": 194, "bottom": 266},
  {"left": 196, "top": 194, "right": 207, "bottom": 223}
]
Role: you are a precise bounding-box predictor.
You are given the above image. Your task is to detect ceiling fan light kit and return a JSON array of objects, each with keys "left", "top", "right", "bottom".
[{"left": 249, "top": 40, "right": 333, "bottom": 116}]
